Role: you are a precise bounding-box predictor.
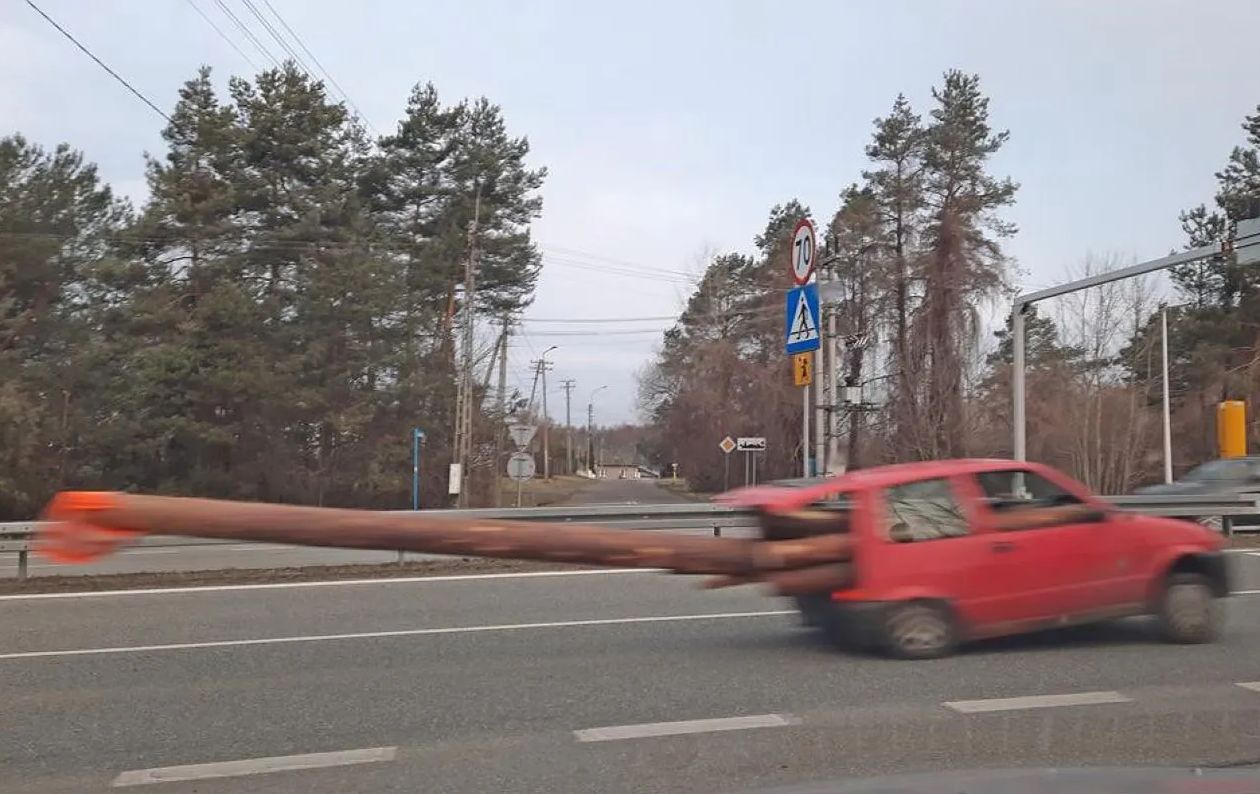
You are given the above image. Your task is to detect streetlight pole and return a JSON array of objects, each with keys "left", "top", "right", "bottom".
[{"left": 588, "top": 385, "right": 607, "bottom": 477}]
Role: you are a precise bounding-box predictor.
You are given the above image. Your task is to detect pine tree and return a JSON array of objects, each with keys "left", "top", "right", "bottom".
[
  {"left": 916, "top": 71, "right": 1018, "bottom": 457},
  {"left": 862, "top": 95, "right": 925, "bottom": 457},
  {"left": 0, "top": 135, "right": 128, "bottom": 517}
]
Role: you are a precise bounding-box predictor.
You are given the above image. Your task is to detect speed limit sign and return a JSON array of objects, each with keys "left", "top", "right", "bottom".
[{"left": 789, "top": 219, "right": 816, "bottom": 285}]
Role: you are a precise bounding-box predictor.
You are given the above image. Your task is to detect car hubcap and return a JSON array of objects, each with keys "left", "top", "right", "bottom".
[
  {"left": 895, "top": 611, "right": 945, "bottom": 651},
  {"left": 1168, "top": 584, "right": 1211, "bottom": 634}
]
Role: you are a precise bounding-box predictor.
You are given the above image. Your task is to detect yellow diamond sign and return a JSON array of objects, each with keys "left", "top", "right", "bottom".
[{"left": 718, "top": 436, "right": 736, "bottom": 455}]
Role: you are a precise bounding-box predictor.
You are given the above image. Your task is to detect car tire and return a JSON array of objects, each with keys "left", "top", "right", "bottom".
[
  {"left": 881, "top": 601, "right": 957, "bottom": 660},
  {"left": 1158, "top": 573, "right": 1220, "bottom": 644},
  {"left": 793, "top": 593, "right": 832, "bottom": 628}
]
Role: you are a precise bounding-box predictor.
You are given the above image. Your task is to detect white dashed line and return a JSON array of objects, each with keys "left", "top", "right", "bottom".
[
  {"left": 943, "top": 691, "right": 1131, "bottom": 714},
  {"left": 0, "top": 610, "right": 794, "bottom": 661},
  {"left": 0, "top": 567, "right": 661, "bottom": 601},
  {"left": 112, "top": 746, "right": 396, "bottom": 786},
  {"left": 575, "top": 713, "right": 796, "bottom": 742}
]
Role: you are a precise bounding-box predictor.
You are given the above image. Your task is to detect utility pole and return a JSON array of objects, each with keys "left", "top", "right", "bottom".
[
  {"left": 541, "top": 359, "right": 551, "bottom": 479},
  {"left": 452, "top": 186, "right": 482, "bottom": 507},
  {"left": 560, "top": 379, "right": 576, "bottom": 475},
  {"left": 588, "top": 385, "right": 607, "bottom": 477},
  {"left": 529, "top": 347, "right": 557, "bottom": 479},
  {"left": 493, "top": 314, "right": 510, "bottom": 506},
  {"left": 826, "top": 266, "right": 843, "bottom": 475}
]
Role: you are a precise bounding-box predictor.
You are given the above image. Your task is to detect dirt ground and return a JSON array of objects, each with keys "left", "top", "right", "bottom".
[{"left": 0, "top": 558, "right": 600, "bottom": 595}]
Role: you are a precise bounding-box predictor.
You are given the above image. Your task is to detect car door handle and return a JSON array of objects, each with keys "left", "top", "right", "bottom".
[{"left": 991, "top": 541, "right": 1016, "bottom": 553}]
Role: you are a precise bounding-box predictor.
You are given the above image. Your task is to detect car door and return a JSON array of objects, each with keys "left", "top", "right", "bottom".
[
  {"left": 967, "top": 468, "right": 1122, "bottom": 629},
  {"left": 861, "top": 475, "right": 1002, "bottom": 631}
]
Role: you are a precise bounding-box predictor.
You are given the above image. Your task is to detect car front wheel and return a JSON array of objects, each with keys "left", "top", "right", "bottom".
[
  {"left": 882, "top": 601, "right": 957, "bottom": 660},
  {"left": 1158, "top": 573, "right": 1220, "bottom": 644}
]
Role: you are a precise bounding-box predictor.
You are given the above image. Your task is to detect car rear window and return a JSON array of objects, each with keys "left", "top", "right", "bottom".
[{"left": 882, "top": 478, "right": 969, "bottom": 542}]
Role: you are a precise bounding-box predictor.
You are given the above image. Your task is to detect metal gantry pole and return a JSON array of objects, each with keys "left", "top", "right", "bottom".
[
  {"left": 1012, "top": 304, "right": 1027, "bottom": 461},
  {"left": 1161, "top": 305, "right": 1174, "bottom": 484}
]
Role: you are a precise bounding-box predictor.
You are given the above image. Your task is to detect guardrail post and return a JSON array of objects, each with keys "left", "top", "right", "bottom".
[
  {"left": 17, "top": 549, "right": 28, "bottom": 579},
  {"left": 396, "top": 550, "right": 405, "bottom": 564},
  {"left": 712, "top": 525, "right": 721, "bottom": 537},
  {"left": 1223, "top": 516, "right": 1234, "bottom": 538}
]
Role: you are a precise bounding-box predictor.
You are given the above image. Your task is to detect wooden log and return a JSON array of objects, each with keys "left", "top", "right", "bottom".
[
  {"left": 37, "top": 492, "right": 852, "bottom": 576},
  {"left": 758, "top": 508, "right": 849, "bottom": 540},
  {"left": 701, "top": 563, "right": 854, "bottom": 595},
  {"left": 991, "top": 504, "right": 1107, "bottom": 532}
]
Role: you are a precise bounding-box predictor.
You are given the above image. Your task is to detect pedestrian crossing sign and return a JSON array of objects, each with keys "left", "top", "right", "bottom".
[{"left": 785, "top": 283, "right": 820, "bottom": 354}]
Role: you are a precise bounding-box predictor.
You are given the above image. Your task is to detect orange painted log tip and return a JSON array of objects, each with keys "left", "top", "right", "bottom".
[{"left": 36, "top": 491, "right": 139, "bottom": 564}]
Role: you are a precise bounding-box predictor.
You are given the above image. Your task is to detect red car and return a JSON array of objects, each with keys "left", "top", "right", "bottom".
[{"left": 717, "top": 459, "right": 1229, "bottom": 659}]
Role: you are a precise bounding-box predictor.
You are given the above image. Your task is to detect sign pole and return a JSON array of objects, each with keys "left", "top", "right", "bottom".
[
  {"left": 723, "top": 453, "right": 729, "bottom": 491},
  {"left": 813, "top": 349, "right": 824, "bottom": 475},
  {"left": 516, "top": 477, "right": 523, "bottom": 507},
  {"left": 411, "top": 428, "right": 425, "bottom": 510}
]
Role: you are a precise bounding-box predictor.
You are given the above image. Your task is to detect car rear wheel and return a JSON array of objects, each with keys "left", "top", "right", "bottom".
[
  {"left": 1158, "top": 573, "right": 1220, "bottom": 644},
  {"left": 793, "top": 594, "right": 832, "bottom": 628},
  {"left": 882, "top": 601, "right": 957, "bottom": 660}
]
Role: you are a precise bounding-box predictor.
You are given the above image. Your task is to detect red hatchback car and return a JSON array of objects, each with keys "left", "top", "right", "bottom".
[{"left": 718, "top": 459, "right": 1229, "bottom": 659}]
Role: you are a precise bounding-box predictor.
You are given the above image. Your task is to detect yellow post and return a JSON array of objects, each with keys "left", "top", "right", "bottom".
[{"left": 1217, "top": 401, "right": 1247, "bottom": 458}]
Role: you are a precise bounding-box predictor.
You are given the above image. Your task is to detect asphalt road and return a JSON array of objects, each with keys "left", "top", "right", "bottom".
[
  {"left": 5, "top": 477, "right": 687, "bottom": 579},
  {"left": 3, "top": 553, "right": 1260, "bottom": 792},
  {"left": 3, "top": 476, "right": 1260, "bottom": 792}
]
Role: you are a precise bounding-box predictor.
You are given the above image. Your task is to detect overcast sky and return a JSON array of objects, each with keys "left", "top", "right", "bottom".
[{"left": 3, "top": 0, "right": 1258, "bottom": 424}]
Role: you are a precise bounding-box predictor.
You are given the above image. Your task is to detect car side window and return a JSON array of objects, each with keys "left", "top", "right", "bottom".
[
  {"left": 975, "top": 470, "right": 1082, "bottom": 511},
  {"left": 882, "top": 478, "right": 970, "bottom": 543}
]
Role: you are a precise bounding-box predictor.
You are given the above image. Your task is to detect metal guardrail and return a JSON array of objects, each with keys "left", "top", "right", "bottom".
[{"left": 1, "top": 493, "right": 1256, "bottom": 579}]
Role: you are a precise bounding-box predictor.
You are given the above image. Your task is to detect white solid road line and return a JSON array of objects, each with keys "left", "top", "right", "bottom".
[
  {"left": 575, "top": 714, "right": 796, "bottom": 742},
  {"left": 112, "top": 746, "right": 396, "bottom": 787},
  {"left": 944, "top": 691, "right": 1131, "bottom": 714},
  {"left": 0, "top": 567, "right": 662, "bottom": 601},
  {"left": 0, "top": 610, "right": 795, "bottom": 661},
  {"left": 1236, "top": 682, "right": 1260, "bottom": 693}
]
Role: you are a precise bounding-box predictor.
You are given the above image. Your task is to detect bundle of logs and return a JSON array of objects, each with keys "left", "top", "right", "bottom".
[
  {"left": 36, "top": 491, "right": 853, "bottom": 596},
  {"left": 36, "top": 492, "right": 1102, "bottom": 597}
]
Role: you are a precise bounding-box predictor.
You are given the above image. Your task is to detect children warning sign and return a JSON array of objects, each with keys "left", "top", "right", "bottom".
[{"left": 785, "top": 283, "right": 820, "bottom": 354}]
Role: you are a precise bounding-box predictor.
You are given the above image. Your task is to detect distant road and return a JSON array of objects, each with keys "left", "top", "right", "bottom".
[{"left": 5, "top": 477, "right": 695, "bottom": 579}]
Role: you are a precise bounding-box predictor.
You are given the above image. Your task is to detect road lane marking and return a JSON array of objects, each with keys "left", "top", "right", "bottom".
[
  {"left": 0, "top": 567, "right": 662, "bottom": 601},
  {"left": 112, "top": 746, "right": 396, "bottom": 786},
  {"left": 0, "top": 610, "right": 795, "bottom": 661},
  {"left": 1236, "top": 682, "right": 1260, "bottom": 693},
  {"left": 575, "top": 714, "right": 795, "bottom": 742},
  {"left": 943, "top": 691, "right": 1131, "bottom": 714}
]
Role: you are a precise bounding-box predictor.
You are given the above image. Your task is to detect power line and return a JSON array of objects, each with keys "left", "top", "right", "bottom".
[
  {"left": 186, "top": 0, "right": 260, "bottom": 71},
  {"left": 523, "top": 328, "right": 669, "bottom": 337},
  {"left": 258, "top": 0, "right": 377, "bottom": 134},
  {"left": 212, "top": 0, "right": 281, "bottom": 67},
  {"left": 521, "top": 315, "right": 680, "bottom": 324},
  {"left": 24, "top": 0, "right": 172, "bottom": 123},
  {"left": 239, "top": 0, "right": 313, "bottom": 74}
]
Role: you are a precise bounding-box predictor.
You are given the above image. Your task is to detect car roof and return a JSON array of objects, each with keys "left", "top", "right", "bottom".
[{"left": 719, "top": 458, "right": 1049, "bottom": 506}]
